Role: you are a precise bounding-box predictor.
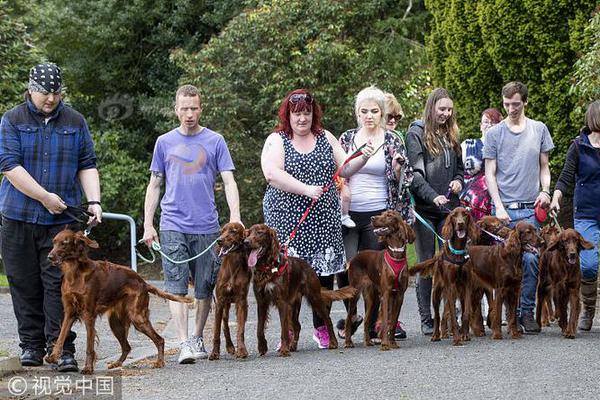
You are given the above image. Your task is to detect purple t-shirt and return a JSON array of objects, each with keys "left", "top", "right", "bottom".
[{"left": 150, "top": 127, "right": 235, "bottom": 234}]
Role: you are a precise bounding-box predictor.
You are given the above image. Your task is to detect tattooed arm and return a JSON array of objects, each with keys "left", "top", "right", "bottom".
[{"left": 142, "top": 171, "right": 164, "bottom": 245}]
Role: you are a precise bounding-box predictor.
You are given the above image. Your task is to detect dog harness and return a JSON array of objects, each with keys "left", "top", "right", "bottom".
[{"left": 384, "top": 250, "right": 407, "bottom": 291}]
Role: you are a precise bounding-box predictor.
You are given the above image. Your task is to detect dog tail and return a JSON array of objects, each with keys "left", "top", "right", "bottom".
[
  {"left": 147, "top": 284, "right": 194, "bottom": 303},
  {"left": 409, "top": 256, "right": 437, "bottom": 277},
  {"left": 320, "top": 286, "right": 358, "bottom": 302}
]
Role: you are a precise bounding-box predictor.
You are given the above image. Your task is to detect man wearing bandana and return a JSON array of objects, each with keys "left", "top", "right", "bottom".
[{"left": 0, "top": 63, "right": 102, "bottom": 371}]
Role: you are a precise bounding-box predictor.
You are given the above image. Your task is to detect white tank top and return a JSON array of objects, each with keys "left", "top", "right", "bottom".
[{"left": 347, "top": 149, "right": 387, "bottom": 212}]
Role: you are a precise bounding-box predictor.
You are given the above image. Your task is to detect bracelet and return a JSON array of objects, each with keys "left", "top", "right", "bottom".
[
  {"left": 84, "top": 201, "right": 102, "bottom": 206},
  {"left": 540, "top": 190, "right": 551, "bottom": 197}
]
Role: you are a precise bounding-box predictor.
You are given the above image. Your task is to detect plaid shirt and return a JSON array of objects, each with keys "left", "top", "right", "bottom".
[{"left": 0, "top": 98, "right": 97, "bottom": 225}]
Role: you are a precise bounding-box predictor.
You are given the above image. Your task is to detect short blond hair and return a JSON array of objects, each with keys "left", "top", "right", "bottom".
[
  {"left": 354, "top": 86, "right": 386, "bottom": 129},
  {"left": 384, "top": 93, "right": 404, "bottom": 120}
]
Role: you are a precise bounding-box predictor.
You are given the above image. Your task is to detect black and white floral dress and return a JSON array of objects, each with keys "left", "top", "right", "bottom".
[{"left": 263, "top": 130, "right": 346, "bottom": 276}]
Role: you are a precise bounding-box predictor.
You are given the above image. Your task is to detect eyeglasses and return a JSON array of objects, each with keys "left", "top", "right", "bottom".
[
  {"left": 386, "top": 114, "right": 403, "bottom": 122},
  {"left": 289, "top": 93, "right": 313, "bottom": 104}
]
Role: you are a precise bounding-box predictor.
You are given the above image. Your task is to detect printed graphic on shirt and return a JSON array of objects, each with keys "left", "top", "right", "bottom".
[{"left": 167, "top": 143, "right": 208, "bottom": 178}]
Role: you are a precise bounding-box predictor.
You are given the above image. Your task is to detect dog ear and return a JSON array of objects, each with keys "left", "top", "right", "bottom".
[
  {"left": 441, "top": 212, "right": 454, "bottom": 241},
  {"left": 268, "top": 226, "right": 280, "bottom": 263},
  {"left": 75, "top": 232, "right": 99, "bottom": 249},
  {"left": 506, "top": 228, "right": 520, "bottom": 252},
  {"left": 546, "top": 237, "right": 560, "bottom": 252},
  {"left": 405, "top": 222, "right": 416, "bottom": 244},
  {"left": 467, "top": 214, "right": 479, "bottom": 243},
  {"left": 577, "top": 232, "right": 594, "bottom": 250}
]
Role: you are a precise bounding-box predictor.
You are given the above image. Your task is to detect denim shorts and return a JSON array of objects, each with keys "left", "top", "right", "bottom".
[{"left": 159, "top": 230, "right": 219, "bottom": 299}]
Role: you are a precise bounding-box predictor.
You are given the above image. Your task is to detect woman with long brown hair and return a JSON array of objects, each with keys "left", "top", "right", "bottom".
[{"left": 406, "top": 88, "right": 464, "bottom": 335}]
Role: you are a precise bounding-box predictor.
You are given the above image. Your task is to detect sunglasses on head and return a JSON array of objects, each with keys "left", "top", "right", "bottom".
[
  {"left": 386, "top": 114, "right": 402, "bottom": 122},
  {"left": 289, "top": 93, "right": 313, "bottom": 105}
]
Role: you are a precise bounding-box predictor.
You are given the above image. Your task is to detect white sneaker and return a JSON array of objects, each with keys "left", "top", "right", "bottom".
[
  {"left": 178, "top": 341, "right": 196, "bottom": 364},
  {"left": 189, "top": 335, "right": 208, "bottom": 360},
  {"left": 341, "top": 214, "right": 356, "bottom": 228}
]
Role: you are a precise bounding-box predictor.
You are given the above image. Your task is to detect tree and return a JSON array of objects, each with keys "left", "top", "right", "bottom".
[
  {"left": 0, "top": 0, "right": 41, "bottom": 113},
  {"left": 174, "top": 0, "right": 431, "bottom": 225},
  {"left": 571, "top": 8, "right": 600, "bottom": 116},
  {"left": 425, "top": 0, "right": 598, "bottom": 173}
]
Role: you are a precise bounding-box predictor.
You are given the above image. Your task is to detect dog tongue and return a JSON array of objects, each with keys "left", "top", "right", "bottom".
[
  {"left": 457, "top": 230, "right": 466, "bottom": 239},
  {"left": 248, "top": 249, "right": 259, "bottom": 267}
]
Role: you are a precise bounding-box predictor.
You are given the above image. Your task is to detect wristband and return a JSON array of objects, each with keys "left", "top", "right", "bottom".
[
  {"left": 540, "top": 190, "right": 551, "bottom": 197},
  {"left": 85, "top": 201, "right": 102, "bottom": 206}
]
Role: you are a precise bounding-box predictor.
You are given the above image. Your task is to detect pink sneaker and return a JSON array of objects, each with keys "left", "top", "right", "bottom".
[{"left": 312, "top": 326, "right": 330, "bottom": 349}]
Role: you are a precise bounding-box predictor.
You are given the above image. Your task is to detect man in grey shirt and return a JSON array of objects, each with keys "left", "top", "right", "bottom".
[{"left": 483, "top": 81, "right": 553, "bottom": 333}]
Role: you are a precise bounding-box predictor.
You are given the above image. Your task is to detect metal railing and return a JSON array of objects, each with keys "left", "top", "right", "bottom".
[{"left": 101, "top": 212, "right": 138, "bottom": 272}]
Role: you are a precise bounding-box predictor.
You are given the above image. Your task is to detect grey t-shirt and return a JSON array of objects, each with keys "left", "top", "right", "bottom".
[{"left": 482, "top": 118, "right": 554, "bottom": 203}]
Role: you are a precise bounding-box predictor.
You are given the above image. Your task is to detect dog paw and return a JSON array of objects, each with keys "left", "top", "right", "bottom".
[
  {"left": 278, "top": 349, "right": 291, "bottom": 357},
  {"left": 380, "top": 344, "right": 390, "bottom": 351},
  {"left": 208, "top": 352, "right": 220, "bottom": 361},
  {"left": 152, "top": 359, "right": 165, "bottom": 369},
  {"left": 45, "top": 354, "right": 59, "bottom": 364},
  {"left": 81, "top": 367, "right": 94, "bottom": 375},
  {"left": 440, "top": 333, "right": 449, "bottom": 339},
  {"left": 452, "top": 340, "right": 463, "bottom": 346},
  {"left": 235, "top": 348, "right": 248, "bottom": 359},
  {"left": 430, "top": 335, "right": 441, "bottom": 342},
  {"left": 107, "top": 361, "right": 123, "bottom": 369},
  {"left": 492, "top": 333, "right": 503, "bottom": 340},
  {"left": 226, "top": 345, "right": 236, "bottom": 355},
  {"left": 344, "top": 341, "right": 354, "bottom": 349},
  {"left": 258, "top": 341, "right": 268, "bottom": 356},
  {"left": 389, "top": 342, "right": 399, "bottom": 349},
  {"left": 290, "top": 342, "right": 298, "bottom": 352}
]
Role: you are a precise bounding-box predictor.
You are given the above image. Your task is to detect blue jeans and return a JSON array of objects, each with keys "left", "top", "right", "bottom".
[
  {"left": 575, "top": 218, "right": 600, "bottom": 280},
  {"left": 493, "top": 207, "right": 540, "bottom": 316}
]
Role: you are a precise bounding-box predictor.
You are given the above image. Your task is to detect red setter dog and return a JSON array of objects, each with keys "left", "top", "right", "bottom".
[
  {"left": 209, "top": 222, "right": 252, "bottom": 360},
  {"left": 469, "top": 215, "right": 512, "bottom": 336},
  {"left": 537, "top": 224, "right": 562, "bottom": 326},
  {"left": 536, "top": 228, "right": 593, "bottom": 338},
  {"left": 467, "top": 221, "right": 538, "bottom": 340},
  {"left": 244, "top": 224, "right": 357, "bottom": 356},
  {"left": 344, "top": 210, "right": 415, "bottom": 350},
  {"left": 431, "top": 207, "right": 478, "bottom": 345},
  {"left": 45, "top": 230, "right": 193, "bottom": 374}
]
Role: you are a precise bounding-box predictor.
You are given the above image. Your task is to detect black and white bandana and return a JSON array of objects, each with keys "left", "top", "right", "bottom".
[{"left": 28, "top": 63, "right": 62, "bottom": 93}]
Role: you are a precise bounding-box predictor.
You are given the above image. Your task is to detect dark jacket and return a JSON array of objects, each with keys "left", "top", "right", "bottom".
[
  {"left": 406, "top": 120, "right": 464, "bottom": 217},
  {"left": 0, "top": 97, "right": 96, "bottom": 225},
  {"left": 555, "top": 130, "right": 600, "bottom": 222}
]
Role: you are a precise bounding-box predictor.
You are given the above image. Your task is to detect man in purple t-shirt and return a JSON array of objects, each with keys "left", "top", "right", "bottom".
[{"left": 143, "top": 85, "right": 241, "bottom": 364}]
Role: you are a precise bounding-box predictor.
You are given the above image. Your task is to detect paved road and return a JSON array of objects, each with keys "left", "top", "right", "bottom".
[{"left": 2, "top": 285, "right": 600, "bottom": 399}]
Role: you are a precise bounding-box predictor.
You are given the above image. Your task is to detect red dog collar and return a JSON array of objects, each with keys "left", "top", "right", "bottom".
[{"left": 384, "top": 250, "right": 407, "bottom": 290}]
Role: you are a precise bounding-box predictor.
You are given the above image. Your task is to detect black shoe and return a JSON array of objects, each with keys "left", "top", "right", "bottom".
[
  {"left": 519, "top": 314, "right": 540, "bottom": 334},
  {"left": 394, "top": 321, "right": 407, "bottom": 340},
  {"left": 336, "top": 315, "right": 364, "bottom": 339},
  {"left": 20, "top": 348, "right": 44, "bottom": 367},
  {"left": 56, "top": 352, "right": 79, "bottom": 372},
  {"left": 421, "top": 319, "right": 434, "bottom": 336}
]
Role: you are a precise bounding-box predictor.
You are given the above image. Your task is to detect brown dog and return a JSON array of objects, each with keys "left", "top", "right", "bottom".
[
  {"left": 245, "top": 224, "right": 357, "bottom": 356},
  {"left": 538, "top": 224, "right": 562, "bottom": 326},
  {"left": 469, "top": 215, "right": 512, "bottom": 336},
  {"left": 536, "top": 228, "right": 594, "bottom": 338},
  {"left": 467, "top": 222, "right": 538, "bottom": 340},
  {"left": 344, "top": 210, "right": 415, "bottom": 350},
  {"left": 430, "top": 207, "right": 479, "bottom": 345},
  {"left": 45, "top": 230, "right": 193, "bottom": 374},
  {"left": 209, "top": 222, "right": 252, "bottom": 360}
]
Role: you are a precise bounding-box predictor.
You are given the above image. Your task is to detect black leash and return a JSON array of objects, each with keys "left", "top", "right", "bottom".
[{"left": 63, "top": 201, "right": 100, "bottom": 236}]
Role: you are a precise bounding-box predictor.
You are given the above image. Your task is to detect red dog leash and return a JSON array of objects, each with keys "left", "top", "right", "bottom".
[{"left": 283, "top": 143, "right": 367, "bottom": 248}]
